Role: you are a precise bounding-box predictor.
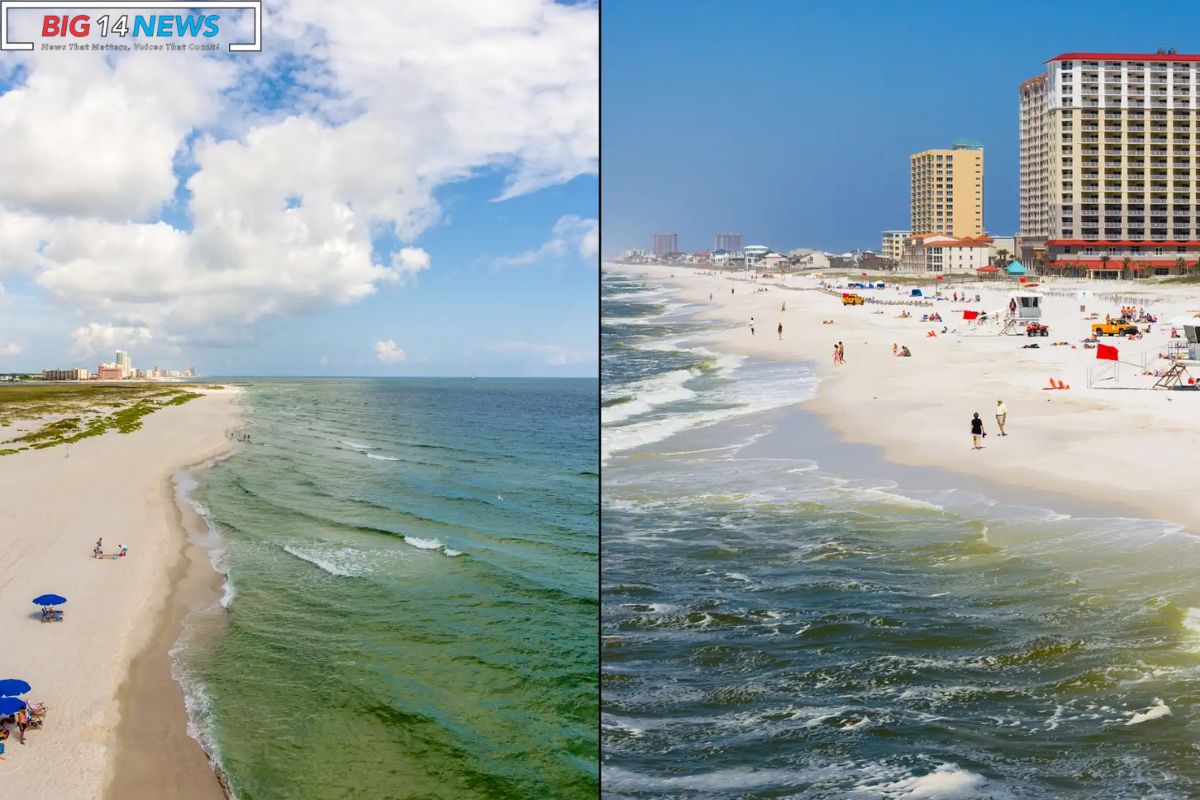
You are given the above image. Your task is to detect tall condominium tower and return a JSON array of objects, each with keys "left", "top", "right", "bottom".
[
  {"left": 910, "top": 142, "right": 984, "bottom": 238},
  {"left": 715, "top": 232, "right": 742, "bottom": 252},
  {"left": 652, "top": 232, "right": 678, "bottom": 257},
  {"left": 1023, "top": 51, "right": 1200, "bottom": 276}
]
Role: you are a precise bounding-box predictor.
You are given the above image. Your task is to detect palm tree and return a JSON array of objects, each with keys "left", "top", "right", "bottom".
[
  {"left": 1122, "top": 256, "right": 1132, "bottom": 279},
  {"left": 1177, "top": 256, "right": 1187, "bottom": 276},
  {"left": 1099, "top": 253, "right": 1110, "bottom": 279},
  {"left": 995, "top": 248, "right": 1010, "bottom": 267}
]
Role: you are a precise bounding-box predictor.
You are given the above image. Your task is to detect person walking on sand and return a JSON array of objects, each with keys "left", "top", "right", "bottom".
[
  {"left": 750, "top": 317, "right": 756, "bottom": 336},
  {"left": 838, "top": 341, "right": 845, "bottom": 365},
  {"left": 971, "top": 412, "right": 986, "bottom": 450},
  {"left": 995, "top": 400, "right": 1008, "bottom": 436},
  {"left": 781, "top": 301, "right": 786, "bottom": 312},
  {"left": 777, "top": 322, "right": 783, "bottom": 340},
  {"left": 833, "top": 342, "right": 840, "bottom": 365},
  {"left": 893, "top": 342, "right": 898, "bottom": 356}
]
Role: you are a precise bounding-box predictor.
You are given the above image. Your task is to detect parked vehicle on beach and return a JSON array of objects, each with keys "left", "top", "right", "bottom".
[
  {"left": 1092, "top": 321, "right": 1139, "bottom": 336},
  {"left": 842, "top": 293, "right": 864, "bottom": 306},
  {"left": 1026, "top": 323, "right": 1049, "bottom": 336}
]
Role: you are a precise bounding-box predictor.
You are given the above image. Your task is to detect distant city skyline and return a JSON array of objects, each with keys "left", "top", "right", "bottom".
[{"left": 601, "top": 0, "right": 1198, "bottom": 258}]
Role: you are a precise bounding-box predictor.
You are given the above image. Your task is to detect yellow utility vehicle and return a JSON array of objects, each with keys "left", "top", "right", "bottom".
[
  {"left": 841, "top": 293, "right": 864, "bottom": 306},
  {"left": 1092, "top": 320, "right": 1139, "bottom": 337}
]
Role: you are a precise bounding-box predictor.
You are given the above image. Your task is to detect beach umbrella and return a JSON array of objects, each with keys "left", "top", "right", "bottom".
[
  {"left": 0, "top": 679, "right": 30, "bottom": 696},
  {"left": 0, "top": 697, "right": 26, "bottom": 715},
  {"left": 32, "top": 594, "right": 67, "bottom": 606}
]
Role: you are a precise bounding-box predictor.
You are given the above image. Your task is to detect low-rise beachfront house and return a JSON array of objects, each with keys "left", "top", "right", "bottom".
[
  {"left": 743, "top": 244, "right": 770, "bottom": 266},
  {"left": 760, "top": 252, "right": 788, "bottom": 270},
  {"left": 712, "top": 248, "right": 731, "bottom": 265},
  {"left": 901, "top": 234, "right": 993, "bottom": 274},
  {"left": 1044, "top": 241, "right": 1200, "bottom": 279},
  {"left": 787, "top": 249, "right": 832, "bottom": 271}
]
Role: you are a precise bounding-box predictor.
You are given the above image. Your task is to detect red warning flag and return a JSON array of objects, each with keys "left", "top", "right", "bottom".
[
  {"left": 1096, "top": 343, "right": 1119, "bottom": 361},
  {"left": 962, "top": 310, "right": 979, "bottom": 320}
]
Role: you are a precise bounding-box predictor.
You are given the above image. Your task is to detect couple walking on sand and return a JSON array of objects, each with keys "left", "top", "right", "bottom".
[
  {"left": 970, "top": 400, "right": 1008, "bottom": 449},
  {"left": 832, "top": 342, "right": 845, "bottom": 365}
]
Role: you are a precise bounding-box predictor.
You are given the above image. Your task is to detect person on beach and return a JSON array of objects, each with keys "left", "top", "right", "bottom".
[
  {"left": 750, "top": 317, "right": 755, "bottom": 336},
  {"left": 995, "top": 400, "right": 1007, "bottom": 436},
  {"left": 16, "top": 709, "right": 26, "bottom": 744},
  {"left": 709, "top": 292, "right": 713, "bottom": 301},
  {"left": 838, "top": 342, "right": 845, "bottom": 364},
  {"left": 893, "top": 343, "right": 898, "bottom": 356},
  {"left": 971, "top": 412, "right": 986, "bottom": 450},
  {"left": 777, "top": 322, "right": 783, "bottom": 340},
  {"left": 94, "top": 537, "right": 103, "bottom": 558},
  {"left": 781, "top": 301, "right": 786, "bottom": 312}
]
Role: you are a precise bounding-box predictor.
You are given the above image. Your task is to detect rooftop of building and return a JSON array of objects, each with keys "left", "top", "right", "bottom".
[{"left": 1047, "top": 51, "right": 1200, "bottom": 63}]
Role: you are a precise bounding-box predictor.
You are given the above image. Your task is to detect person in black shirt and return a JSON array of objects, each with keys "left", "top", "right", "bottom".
[{"left": 971, "top": 412, "right": 985, "bottom": 450}]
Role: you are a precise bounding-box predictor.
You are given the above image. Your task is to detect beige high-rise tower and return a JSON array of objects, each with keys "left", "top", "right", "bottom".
[
  {"left": 910, "top": 143, "right": 985, "bottom": 237},
  {"left": 1021, "top": 51, "right": 1200, "bottom": 277}
]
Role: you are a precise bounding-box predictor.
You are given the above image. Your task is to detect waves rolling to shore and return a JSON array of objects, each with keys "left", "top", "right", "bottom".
[{"left": 173, "top": 377, "right": 598, "bottom": 799}]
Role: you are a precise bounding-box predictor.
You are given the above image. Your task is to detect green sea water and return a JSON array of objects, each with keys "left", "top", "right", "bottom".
[{"left": 175, "top": 378, "right": 597, "bottom": 799}]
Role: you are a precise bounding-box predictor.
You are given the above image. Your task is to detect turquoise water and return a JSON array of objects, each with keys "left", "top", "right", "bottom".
[
  {"left": 178, "top": 378, "right": 597, "bottom": 799},
  {"left": 602, "top": 271, "right": 1200, "bottom": 798}
]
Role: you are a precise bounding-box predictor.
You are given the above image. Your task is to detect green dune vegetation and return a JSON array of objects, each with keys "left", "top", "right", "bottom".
[{"left": 0, "top": 384, "right": 203, "bottom": 455}]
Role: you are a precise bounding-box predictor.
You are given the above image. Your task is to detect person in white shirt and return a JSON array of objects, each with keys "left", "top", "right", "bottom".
[{"left": 995, "top": 400, "right": 1008, "bottom": 436}]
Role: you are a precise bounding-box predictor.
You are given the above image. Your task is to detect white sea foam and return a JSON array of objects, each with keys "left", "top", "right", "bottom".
[
  {"left": 601, "top": 368, "right": 699, "bottom": 424},
  {"left": 341, "top": 440, "right": 372, "bottom": 450},
  {"left": 365, "top": 452, "right": 400, "bottom": 461},
  {"left": 405, "top": 536, "right": 443, "bottom": 550},
  {"left": 1126, "top": 698, "right": 1171, "bottom": 725},
  {"left": 403, "top": 536, "right": 465, "bottom": 557},
  {"left": 602, "top": 352, "right": 819, "bottom": 462},
  {"left": 860, "top": 763, "right": 988, "bottom": 798},
  {"left": 603, "top": 765, "right": 819, "bottom": 792},
  {"left": 283, "top": 544, "right": 374, "bottom": 577}
]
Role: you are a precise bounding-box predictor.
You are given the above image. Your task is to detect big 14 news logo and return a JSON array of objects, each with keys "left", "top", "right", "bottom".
[{"left": 40, "top": 13, "right": 220, "bottom": 38}]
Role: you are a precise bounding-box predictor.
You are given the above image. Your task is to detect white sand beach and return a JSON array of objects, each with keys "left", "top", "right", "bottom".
[
  {"left": 0, "top": 387, "right": 240, "bottom": 799},
  {"left": 606, "top": 262, "right": 1200, "bottom": 531}
]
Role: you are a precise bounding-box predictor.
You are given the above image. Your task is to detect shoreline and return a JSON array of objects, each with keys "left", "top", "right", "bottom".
[
  {"left": 604, "top": 261, "right": 1200, "bottom": 534},
  {"left": 104, "top": 447, "right": 243, "bottom": 800}
]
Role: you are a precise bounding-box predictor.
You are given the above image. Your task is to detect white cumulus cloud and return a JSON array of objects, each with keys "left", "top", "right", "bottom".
[
  {"left": 375, "top": 339, "right": 407, "bottom": 363},
  {"left": 0, "top": 0, "right": 597, "bottom": 349}
]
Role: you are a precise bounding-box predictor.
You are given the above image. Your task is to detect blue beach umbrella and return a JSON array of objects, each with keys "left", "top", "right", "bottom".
[
  {"left": 0, "top": 679, "right": 30, "bottom": 696},
  {"left": 0, "top": 697, "right": 26, "bottom": 715},
  {"left": 32, "top": 594, "right": 67, "bottom": 606}
]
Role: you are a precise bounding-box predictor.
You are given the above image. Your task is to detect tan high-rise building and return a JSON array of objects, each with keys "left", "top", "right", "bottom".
[
  {"left": 910, "top": 143, "right": 984, "bottom": 238},
  {"left": 1024, "top": 51, "right": 1200, "bottom": 277}
]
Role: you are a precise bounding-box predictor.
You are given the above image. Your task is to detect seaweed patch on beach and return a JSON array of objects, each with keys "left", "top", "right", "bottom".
[{"left": 0, "top": 384, "right": 205, "bottom": 454}]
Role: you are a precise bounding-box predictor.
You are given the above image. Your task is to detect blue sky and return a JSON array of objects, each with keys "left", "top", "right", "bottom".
[
  {"left": 602, "top": 0, "right": 1190, "bottom": 256},
  {"left": 0, "top": 1, "right": 597, "bottom": 378}
]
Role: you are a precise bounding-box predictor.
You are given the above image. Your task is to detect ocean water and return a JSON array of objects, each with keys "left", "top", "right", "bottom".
[
  {"left": 601, "top": 270, "right": 1200, "bottom": 798},
  {"left": 175, "top": 378, "right": 597, "bottom": 799}
]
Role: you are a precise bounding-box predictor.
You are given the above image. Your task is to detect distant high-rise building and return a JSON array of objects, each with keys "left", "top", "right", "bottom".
[
  {"left": 715, "top": 233, "right": 742, "bottom": 253},
  {"left": 115, "top": 350, "right": 131, "bottom": 379},
  {"left": 1022, "top": 51, "right": 1200, "bottom": 276},
  {"left": 911, "top": 142, "right": 984, "bottom": 238},
  {"left": 881, "top": 230, "right": 911, "bottom": 263},
  {"left": 652, "top": 232, "right": 678, "bottom": 257}
]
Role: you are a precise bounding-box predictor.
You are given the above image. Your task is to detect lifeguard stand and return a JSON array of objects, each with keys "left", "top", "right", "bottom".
[
  {"left": 1001, "top": 291, "right": 1043, "bottom": 334},
  {"left": 1153, "top": 321, "right": 1200, "bottom": 389}
]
